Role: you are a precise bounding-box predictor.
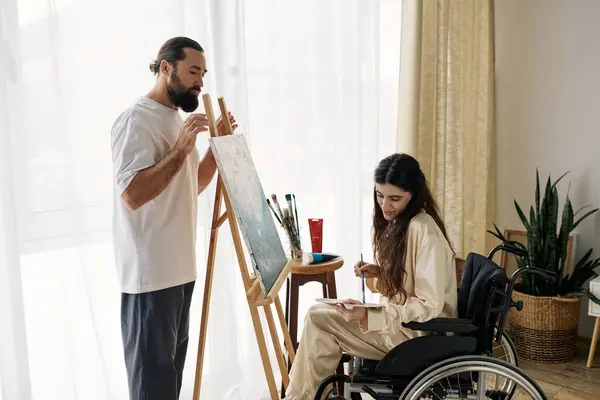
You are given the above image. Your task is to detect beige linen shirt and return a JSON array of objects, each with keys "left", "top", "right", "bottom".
[{"left": 360, "top": 212, "right": 457, "bottom": 349}]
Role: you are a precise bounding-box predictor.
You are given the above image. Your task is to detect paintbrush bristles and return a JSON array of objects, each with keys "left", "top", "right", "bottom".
[
  {"left": 266, "top": 199, "right": 282, "bottom": 224},
  {"left": 267, "top": 193, "right": 302, "bottom": 258},
  {"left": 292, "top": 194, "right": 299, "bottom": 233},
  {"left": 281, "top": 208, "right": 298, "bottom": 236}
]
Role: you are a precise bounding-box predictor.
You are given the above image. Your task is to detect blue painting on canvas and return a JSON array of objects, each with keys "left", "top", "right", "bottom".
[{"left": 209, "top": 134, "right": 288, "bottom": 295}]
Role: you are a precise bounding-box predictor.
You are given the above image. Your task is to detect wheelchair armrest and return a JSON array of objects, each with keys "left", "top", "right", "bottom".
[{"left": 402, "top": 318, "right": 478, "bottom": 333}]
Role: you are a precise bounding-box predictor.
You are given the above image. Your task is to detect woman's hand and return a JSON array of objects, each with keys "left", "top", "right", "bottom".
[
  {"left": 333, "top": 299, "right": 368, "bottom": 325},
  {"left": 354, "top": 261, "right": 380, "bottom": 279}
]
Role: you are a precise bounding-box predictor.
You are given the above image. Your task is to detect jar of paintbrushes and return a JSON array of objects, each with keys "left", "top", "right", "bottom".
[{"left": 267, "top": 193, "right": 302, "bottom": 259}]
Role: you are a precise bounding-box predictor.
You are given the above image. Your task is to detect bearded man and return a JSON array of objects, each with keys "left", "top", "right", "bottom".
[{"left": 110, "top": 36, "right": 236, "bottom": 400}]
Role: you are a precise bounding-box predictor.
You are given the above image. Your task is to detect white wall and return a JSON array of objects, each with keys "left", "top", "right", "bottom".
[{"left": 495, "top": 0, "right": 600, "bottom": 338}]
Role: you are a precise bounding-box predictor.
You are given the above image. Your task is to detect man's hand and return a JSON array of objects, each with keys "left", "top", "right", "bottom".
[
  {"left": 333, "top": 299, "right": 368, "bottom": 325},
  {"left": 354, "top": 261, "right": 380, "bottom": 279},
  {"left": 196, "top": 112, "right": 238, "bottom": 195},
  {"left": 176, "top": 114, "right": 209, "bottom": 156},
  {"left": 216, "top": 112, "right": 238, "bottom": 136}
]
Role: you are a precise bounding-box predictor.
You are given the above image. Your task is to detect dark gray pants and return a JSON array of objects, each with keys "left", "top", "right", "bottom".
[{"left": 121, "top": 281, "right": 195, "bottom": 400}]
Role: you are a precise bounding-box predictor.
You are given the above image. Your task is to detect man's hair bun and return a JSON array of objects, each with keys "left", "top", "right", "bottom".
[{"left": 149, "top": 60, "right": 159, "bottom": 74}]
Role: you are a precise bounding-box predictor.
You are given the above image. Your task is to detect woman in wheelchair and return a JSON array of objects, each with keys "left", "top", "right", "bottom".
[{"left": 285, "top": 153, "right": 458, "bottom": 399}]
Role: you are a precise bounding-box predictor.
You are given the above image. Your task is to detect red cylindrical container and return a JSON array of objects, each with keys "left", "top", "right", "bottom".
[{"left": 308, "top": 218, "right": 323, "bottom": 253}]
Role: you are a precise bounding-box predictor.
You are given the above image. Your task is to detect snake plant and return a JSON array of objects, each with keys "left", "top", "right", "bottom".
[{"left": 488, "top": 170, "right": 600, "bottom": 304}]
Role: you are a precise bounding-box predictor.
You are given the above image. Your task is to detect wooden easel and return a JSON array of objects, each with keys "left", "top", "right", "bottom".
[{"left": 192, "top": 94, "right": 296, "bottom": 400}]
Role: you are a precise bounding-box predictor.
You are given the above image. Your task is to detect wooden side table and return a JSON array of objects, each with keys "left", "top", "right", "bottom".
[
  {"left": 282, "top": 257, "right": 344, "bottom": 397},
  {"left": 285, "top": 257, "right": 344, "bottom": 347},
  {"left": 586, "top": 276, "right": 600, "bottom": 368}
]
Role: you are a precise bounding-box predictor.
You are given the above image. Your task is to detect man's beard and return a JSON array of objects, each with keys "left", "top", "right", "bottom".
[{"left": 167, "top": 72, "right": 200, "bottom": 112}]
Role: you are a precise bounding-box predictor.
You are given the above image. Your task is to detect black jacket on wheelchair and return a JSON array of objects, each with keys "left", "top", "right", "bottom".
[{"left": 313, "top": 244, "right": 554, "bottom": 400}]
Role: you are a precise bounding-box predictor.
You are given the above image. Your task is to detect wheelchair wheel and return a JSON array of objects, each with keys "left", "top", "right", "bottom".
[
  {"left": 493, "top": 329, "right": 519, "bottom": 366},
  {"left": 489, "top": 330, "right": 519, "bottom": 398},
  {"left": 400, "top": 355, "right": 547, "bottom": 400}
]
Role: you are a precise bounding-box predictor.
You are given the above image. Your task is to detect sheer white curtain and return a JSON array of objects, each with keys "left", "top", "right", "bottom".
[{"left": 0, "top": 0, "right": 402, "bottom": 399}]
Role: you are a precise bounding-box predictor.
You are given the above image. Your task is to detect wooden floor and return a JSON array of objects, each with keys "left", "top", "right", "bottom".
[{"left": 519, "top": 338, "right": 599, "bottom": 400}]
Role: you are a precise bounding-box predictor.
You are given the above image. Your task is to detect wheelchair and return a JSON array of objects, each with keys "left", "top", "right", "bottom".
[{"left": 314, "top": 243, "right": 554, "bottom": 400}]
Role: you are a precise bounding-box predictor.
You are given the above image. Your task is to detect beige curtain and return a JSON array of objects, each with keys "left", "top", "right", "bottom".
[{"left": 397, "top": 0, "right": 495, "bottom": 258}]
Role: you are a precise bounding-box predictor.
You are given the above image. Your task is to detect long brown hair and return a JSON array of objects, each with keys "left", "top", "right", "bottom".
[{"left": 372, "top": 153, "right": 452, "bottom": 300}]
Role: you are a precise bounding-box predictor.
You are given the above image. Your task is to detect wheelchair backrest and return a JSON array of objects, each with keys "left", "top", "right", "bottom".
[{"left": 457, "top": 253, "right": 507, "bottom": 344}]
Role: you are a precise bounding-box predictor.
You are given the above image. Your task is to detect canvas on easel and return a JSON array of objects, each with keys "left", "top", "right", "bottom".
[
  {"left": 192, "top": 94, "right": 295, "bottom": 400},
  {"left": 209, "top": 134, "right": 288, "bottom": 295}
]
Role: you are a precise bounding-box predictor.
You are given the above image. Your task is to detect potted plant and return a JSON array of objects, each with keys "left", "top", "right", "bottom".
[{"left": 489, "top": 170, "right": 600, "bottom": 363}]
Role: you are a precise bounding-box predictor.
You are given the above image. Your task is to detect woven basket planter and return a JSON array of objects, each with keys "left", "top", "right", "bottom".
[{"left": 507, "top": 289, "right": 580, "bottom": 363}]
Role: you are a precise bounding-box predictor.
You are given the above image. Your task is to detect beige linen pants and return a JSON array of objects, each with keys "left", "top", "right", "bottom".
[{"left": 285, "top": 304, "right": 392, "bottom": 400}]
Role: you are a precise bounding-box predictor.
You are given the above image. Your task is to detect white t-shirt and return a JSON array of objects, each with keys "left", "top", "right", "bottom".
[{"left": 111, "top": 96, "right": 199, "bottom": 294}]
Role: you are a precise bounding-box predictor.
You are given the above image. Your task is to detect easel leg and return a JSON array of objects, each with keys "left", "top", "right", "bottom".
[
  {"left": 275, "top": 296, "right": 295, "bottom": 363},
  {"left": 248, "top": 305, "right": 280, "bottom": 399},
  {"left": 264, "top": 303, "right": 290, "bottom": 388},
  {"left": 284, "top": 277, "right": 291, "bottom": 355},
  {"left": 587, "top": 317, "right": 600, "bottom": 368},
  {"left": 193, "top": 180, "right": 223, "bottom": 399},
  {"left": 277, "top": 292, "right": 294, "bottom": 398}
]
